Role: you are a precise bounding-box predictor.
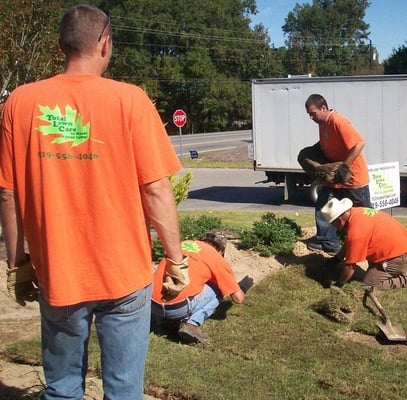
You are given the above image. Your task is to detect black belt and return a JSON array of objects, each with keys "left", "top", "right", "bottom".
[{"left": 152, "top": 297, "right": 193, "bottom": 310}]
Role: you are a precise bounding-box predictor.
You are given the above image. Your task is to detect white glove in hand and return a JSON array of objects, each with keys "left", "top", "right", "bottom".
[
  {"left": 161, "top": 256, "right": 189, "bottom": 301},
  {"left": 7, "top": 256, "right": 38, "bottom": 306}
]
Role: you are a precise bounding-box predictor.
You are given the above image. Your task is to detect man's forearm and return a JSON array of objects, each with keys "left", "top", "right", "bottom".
[
  {"left": 141, "top": 177, "right": 184, "bottom": 263},
  {"left": 344, "top": 142, "right": 365, "bottom": 166},
  {"left": 0, "top": 188, "right": 26, "bottom": 266}
]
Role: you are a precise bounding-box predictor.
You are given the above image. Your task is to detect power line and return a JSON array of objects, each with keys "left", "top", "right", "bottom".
[{"left": 112, "top": 14, "right": 263, "bottom": 41}]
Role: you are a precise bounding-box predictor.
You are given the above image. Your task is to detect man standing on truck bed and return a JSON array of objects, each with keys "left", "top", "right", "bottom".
[{"left": 304, "top": 94, "right": 371, "bottom": 255}]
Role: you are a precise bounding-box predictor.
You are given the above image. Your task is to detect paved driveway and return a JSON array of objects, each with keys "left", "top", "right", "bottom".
[
  {"left": 178, "top": 168, "right": 314, "bottom": 213},
  {"left": 178, "top": 168, "right": 407, "bottom": 218}
]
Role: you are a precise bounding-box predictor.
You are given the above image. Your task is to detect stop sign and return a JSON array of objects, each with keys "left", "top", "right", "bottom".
[{"left": 173, "top": 109, "right": 187, "bottom": 128}]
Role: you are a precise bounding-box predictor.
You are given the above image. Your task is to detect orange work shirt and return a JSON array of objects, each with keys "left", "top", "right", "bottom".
[
  {"left": 0, "top": 74, "right": 181, "bottom": 306},
  {"left": 152, "top": 241, "right": 240, "bottom": 304},
  {"left": 345, "top": 207, "right": 407, "bottom": 264},
  {"left": 319, "top": 110, "right": 369, "bottom": 188}
]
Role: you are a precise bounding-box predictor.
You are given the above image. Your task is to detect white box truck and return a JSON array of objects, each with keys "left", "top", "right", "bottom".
[{"left": 251, "top": 74, "right": 407, "bottom": 200}]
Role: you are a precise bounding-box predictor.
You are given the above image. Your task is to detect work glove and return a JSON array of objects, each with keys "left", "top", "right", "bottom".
[
  {"left": 238, "top": 275, "right": 254, "bottom": 293},
  {"left": 335, "top": 163, "right": 351, "bottom": 184},
  {"left": 325, "top": 255, "right": 344, "bottom": 268},
  {"left": 161, "top": 256, "right": 190, "bottom": 301},
  {"left": 7, "top": 255, "right": 38, "bottom": 306}
]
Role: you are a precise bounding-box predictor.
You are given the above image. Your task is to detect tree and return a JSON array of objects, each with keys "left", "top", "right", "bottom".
[
  {"left": 282, "top": 0, "right": 376, "bottom": 76},
  {"left": 0, "top": 0, "right": 283, "bottom": 133},
  {"left": 99, "top": 0, "right": 279, "bottom": 132},
  {"left": 383, "top": 43, "right": 407, "bottom": 74},
  {"left": 0, "top": 0, "right": 64, "bottom": 93}
]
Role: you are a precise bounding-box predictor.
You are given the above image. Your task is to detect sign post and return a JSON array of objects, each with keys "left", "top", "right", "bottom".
[{"left": 173, "top": 109, "right": 187, "bottom": 162}]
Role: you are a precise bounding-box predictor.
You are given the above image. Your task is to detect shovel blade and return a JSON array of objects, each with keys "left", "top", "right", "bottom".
[{"left": 377, "top": 322, "right": 407, "bottom": 342}]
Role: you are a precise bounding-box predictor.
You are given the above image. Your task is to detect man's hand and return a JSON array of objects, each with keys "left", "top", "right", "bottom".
[
  {"left": 7, "top": 256, "right": 38, "bottom": 306},
  {"left": 238, "top": 275, "right": 254, "bottom": 294},
  {"left": 161, "top": 256, "right": 190, "bottom": 301}
]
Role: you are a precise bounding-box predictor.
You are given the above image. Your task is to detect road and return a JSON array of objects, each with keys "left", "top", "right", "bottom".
[
  {"left": 178, "top": 167, "right": 407, "bottom": 217},
  {"left": 178, "top": 168, "right": 315, "bottom": 213},
  {"left": 171, "top": 131, "right": 407, "bottom": 216},
  {"left": 170, "top": 130, "right": 251, "bottom": 157}
]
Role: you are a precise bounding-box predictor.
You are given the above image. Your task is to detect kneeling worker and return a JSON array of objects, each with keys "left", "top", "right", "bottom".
[
  {"left": 321, "top": 198, "right": 407, "bottom": 289},
  {"left": 152, "top": 230, "right": 251, "bottom": 344}
]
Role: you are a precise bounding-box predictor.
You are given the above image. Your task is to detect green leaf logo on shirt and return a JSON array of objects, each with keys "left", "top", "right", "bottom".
[
  {"left": 363, "top": 208, "right": 378, "bottom": 216},
  {"left": 36, "top": 105, "right": 91, "bottom": 147},
  {"left": 182, "top": 241, "right": 201, "bottom": 253}
]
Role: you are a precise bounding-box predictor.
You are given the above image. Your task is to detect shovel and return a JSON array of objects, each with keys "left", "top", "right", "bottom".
[{"left": 363, "top": 289, "right": 407, "bottom": 342}]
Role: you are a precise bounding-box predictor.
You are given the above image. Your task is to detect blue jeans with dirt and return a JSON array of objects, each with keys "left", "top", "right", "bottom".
[
  {"left": 39, "top": 284, "right": 152, "bottom": 400},
  {"left": 152, "top": 283, "right": 223, "bottom": 327},
  {"left": 315, "top": 185, "right": 371, "bottom": 253}
]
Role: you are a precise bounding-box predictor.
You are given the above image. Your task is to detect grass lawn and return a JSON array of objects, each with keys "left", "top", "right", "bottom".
[{"left": 4, "top": 211, "right": 407, "bottom": 400}]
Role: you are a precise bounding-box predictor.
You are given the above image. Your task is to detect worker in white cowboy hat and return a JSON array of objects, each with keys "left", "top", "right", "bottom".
[{"left": 321, "top": 197, "right": 407, "bottom": 289}]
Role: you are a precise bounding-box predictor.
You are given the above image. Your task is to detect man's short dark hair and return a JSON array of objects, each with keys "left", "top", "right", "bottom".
[
  {"left": 305, "top": 94, "right": 328, "bottom": 110},
  {"left": 201, "top": 230, "right": 227, "bottom": 254},
  {"left": 59, "top": 4, "right": 111, "bottom": 56}
]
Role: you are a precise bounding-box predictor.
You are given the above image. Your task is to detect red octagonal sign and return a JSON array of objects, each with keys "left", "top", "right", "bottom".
[{"left": 173, "top": 109, "right": 187, "bottom": 128}]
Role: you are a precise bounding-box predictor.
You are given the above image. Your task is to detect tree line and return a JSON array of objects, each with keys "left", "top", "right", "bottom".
[{"left": 1, "top": 0, "right": 405, "bottom": 133}]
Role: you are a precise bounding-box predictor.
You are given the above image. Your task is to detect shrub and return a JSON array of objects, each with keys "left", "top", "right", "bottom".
[
  {"left": 151, "top": 172, "right": 193, "bottom": 261},
  {"left": 180, "top": 214, "right": 223, "bottom": 240},
  {"left": 152, "top": 214, "right": 223, "bottom": 262},
  {"left": 169, "top": 171, "right": 193, "bottom": 207},
  {"left": 239, "top": 212, "right": 300, "bottom": 257}
]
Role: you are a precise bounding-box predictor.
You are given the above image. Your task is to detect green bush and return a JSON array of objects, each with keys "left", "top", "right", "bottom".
[
  {"left": 239, "top": 212, "right": 300, "bottom": 257},
  {"left": 180, "top": 214, "right": 223, "bottom": 240},
  {"left": 169, "top": 171, "right": 193, "bottom": 207},
  {"left": 152, "top": 214, "right": 223, "bottom": 262},
  {"left": 151, "top": 172, "right": 193, "bottom": 261}
]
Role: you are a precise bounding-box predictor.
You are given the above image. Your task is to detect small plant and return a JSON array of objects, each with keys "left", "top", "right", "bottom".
[
  {"left": 180, "top": 214, "right": 223, "bottom": 241},
  {"left": 152, "top": 214, "right": 223, "bottom": 262},
  {"left": 239, "top": 212, "right": 300, "bottom": 256},
  {"left": 151, "top": 172, "right": 193, "bottom": 261},
  {"left": 169, "top": 171, "right": 193, "bottom": 207}
]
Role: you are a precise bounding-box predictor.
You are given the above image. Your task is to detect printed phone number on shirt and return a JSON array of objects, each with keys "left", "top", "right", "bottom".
[{"left": 38, "top": 151, "right": 99, "bottom": 161}]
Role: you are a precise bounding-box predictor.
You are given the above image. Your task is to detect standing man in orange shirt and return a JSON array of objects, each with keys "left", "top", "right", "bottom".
[
  {"left": 305, "top": 94, "right": 371, "bottom": 255},
  {"left": 321, "top": 198, "right": 407, "bottom": 289},
  {"left": 0, "top": 89, "right": 9, "bottom": 243},
  {"left": 0, "top": 5, "right": 188, "bottom": 399},
  {"left": 152, "top": 230, "right": 251, "bottom": 344}
]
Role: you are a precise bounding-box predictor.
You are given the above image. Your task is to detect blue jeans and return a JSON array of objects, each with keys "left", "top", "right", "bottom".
[
  {"left": 315, "top": 185, "right": 371, "bottom": 252},
  {"left": 152, "top": 283, "right": 223, "bottom": 326},
  {"left": 39, "top": 284, "right": 152, "bottom": 400}
]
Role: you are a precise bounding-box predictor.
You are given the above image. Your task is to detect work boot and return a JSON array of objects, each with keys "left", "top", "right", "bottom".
[{"left": 178, "top": 322, "right": 209, "bottom": 344}]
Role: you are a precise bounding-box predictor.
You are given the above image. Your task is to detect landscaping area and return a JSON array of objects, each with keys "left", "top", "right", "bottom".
[{"left": 1, "top": 147, "right": 407, "bottom": 399}]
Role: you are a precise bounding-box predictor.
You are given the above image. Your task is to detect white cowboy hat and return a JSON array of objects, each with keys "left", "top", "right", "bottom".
[{"left": 321, "top": 198, "right": 353, "bottom": 223}]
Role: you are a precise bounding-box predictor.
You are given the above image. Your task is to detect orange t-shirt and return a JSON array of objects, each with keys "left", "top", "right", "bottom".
[
  {"left": 152, "top": 241, "right": 240, "bottom": 304},
  {"left": 345, "top": 208, "right": 407, "bottom": 264},
  {"left": 319, "top": 110, "right": 369, "bottom": 188},
  {"left": 0, "top": 74, "right": 181, "bottom": 306}
]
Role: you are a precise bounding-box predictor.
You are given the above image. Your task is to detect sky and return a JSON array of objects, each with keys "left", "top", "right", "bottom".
[{"left": 250, "top": 0, "right": 407, "bottom": 62}]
